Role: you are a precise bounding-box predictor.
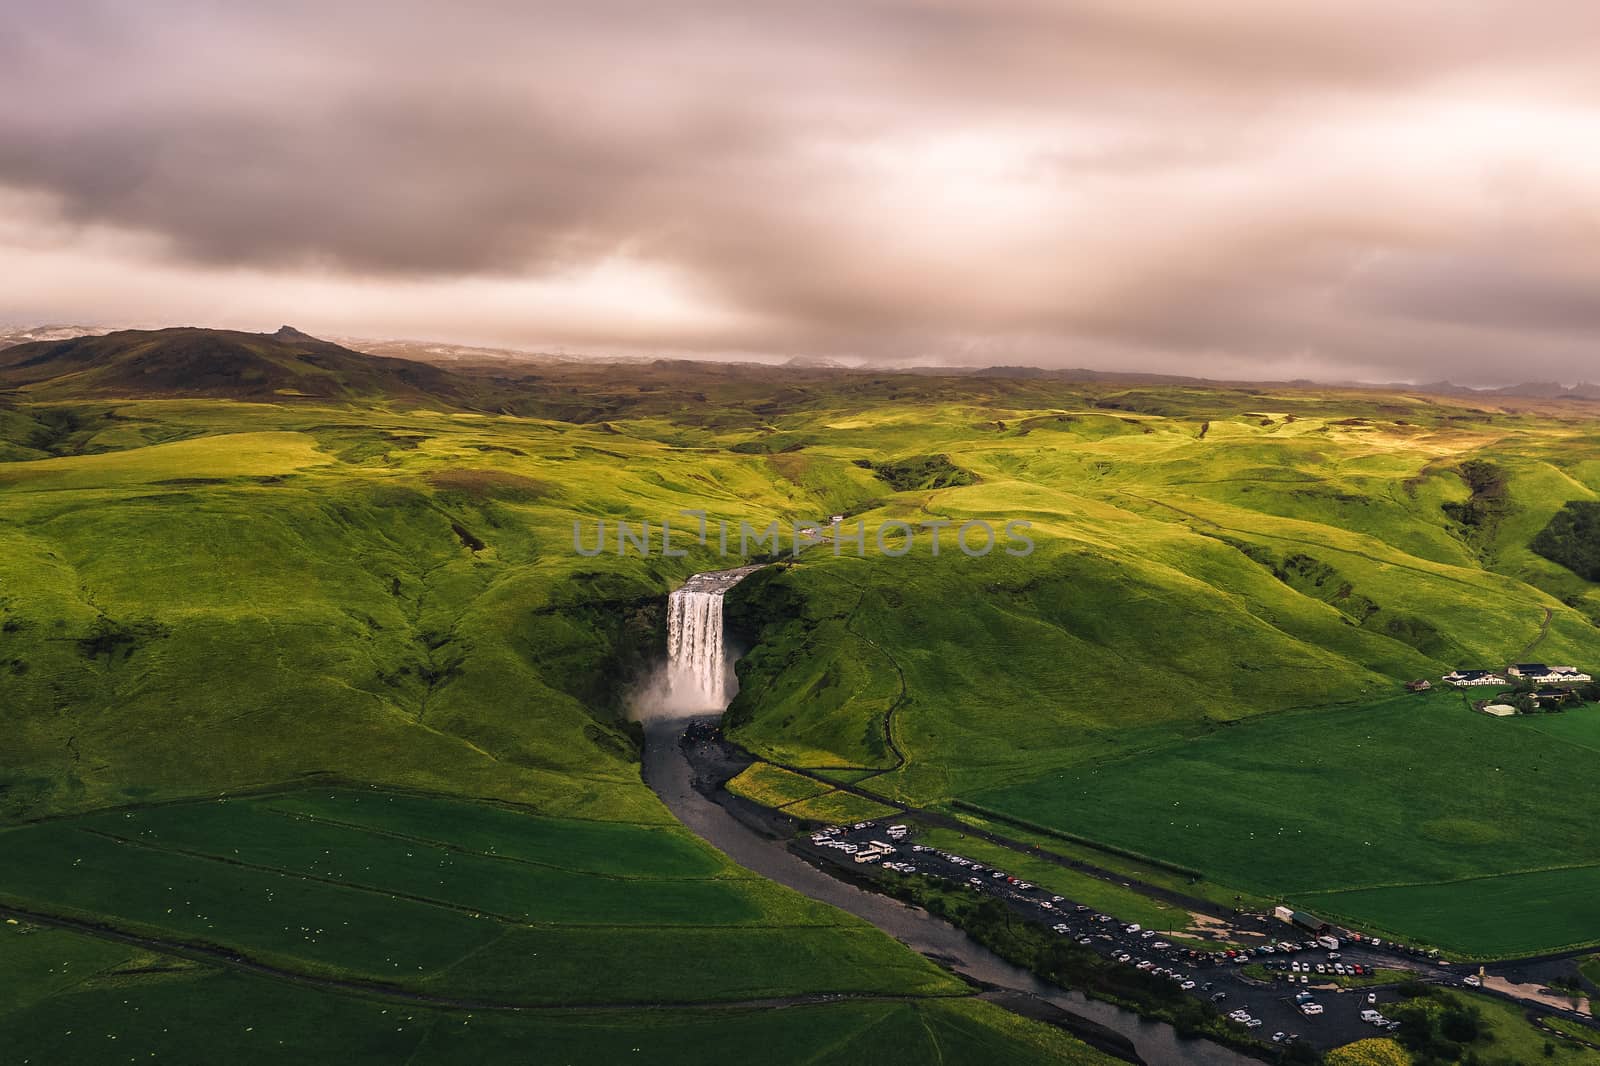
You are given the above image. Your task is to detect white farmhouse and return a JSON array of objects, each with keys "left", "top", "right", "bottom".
[{"left": 1507, "top": 663, "right": 1591, "bottom": 684}]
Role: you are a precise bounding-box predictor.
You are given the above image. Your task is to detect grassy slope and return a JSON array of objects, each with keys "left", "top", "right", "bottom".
[
  {"left": 0, "top": 394, "right": 1122, "bottom": 1061},
  {"left": 715, "top": 390, "right": 1600, "bottom": 955},
  {"left": 0, "top": 790, "right": 955, "bottom": 1005},
  {"left": 0, "top": 924, "right": 1106, "bottom": 1066},
  {"left": 4, "top": 374, "right": 1600, "bottom": 979}
]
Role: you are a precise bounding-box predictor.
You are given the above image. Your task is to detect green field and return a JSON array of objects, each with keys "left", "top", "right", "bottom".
[
  {"left": 1454, "top": 992, "right": 1600, "bottom": 1065},
  {"left": 976, "top": 691, "right": 1600, "bottom": 955},
  {"left": 781, "top": 789, "right": 904, "bottom": 824},
  {"left": 915, "top": 828, "right": 1224, "bottom": 946},
  {"left": 0, "top": 924, "right": 1107, "bottom": 1066},
  {"left": 6, "top": 336, "right": 1600, "bottom": 1057},
  {"left": 0, "top": 789, "right": 962, "bottom": 1005},
  {"left": 725, "top": 762, "right": 835, "bottom": 808}
]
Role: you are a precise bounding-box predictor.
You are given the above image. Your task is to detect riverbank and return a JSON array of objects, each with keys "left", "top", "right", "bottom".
[{"left": 640, "top": 715, "right": 1262, "bottom": 1066}]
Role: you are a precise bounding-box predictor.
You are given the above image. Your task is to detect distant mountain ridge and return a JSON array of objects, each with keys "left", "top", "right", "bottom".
[
  {"left": 0, "top": 324, "right": 113, "bottom": 348},
  {"left": 0, "top": 325, "right": 481, "bottom": 404},
  {"left": 3, "top": 323, "right": 1598, "bottom": 405}
]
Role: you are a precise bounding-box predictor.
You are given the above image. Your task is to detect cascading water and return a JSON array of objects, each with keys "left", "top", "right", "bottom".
[
  {"left": 667, "top": 588, "right": 726, "bottom": 708},
  {"left": 663, "top": 566, "right": 761, "bottom": 712}
]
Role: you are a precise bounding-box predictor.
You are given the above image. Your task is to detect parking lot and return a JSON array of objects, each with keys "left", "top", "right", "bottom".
[{"left": 799, "top": 820, "right": 1432, "bottom": 1052}]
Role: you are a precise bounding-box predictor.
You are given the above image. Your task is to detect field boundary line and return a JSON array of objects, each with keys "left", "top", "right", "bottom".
[
  {"left": 1296, "top": 858, "right": 1600, "bottom": 896},
  {"left": 947, "top": 800, "right": 1205, "bottom": 881},
  {"left": 68, "top": 827, "right": 846, "bottom": 932},
  {"left": 1, "top": 776, "right": 682, "bottom": 831},
  {"left": 0, "top": 902, "right": 973, "bottom": 1013}
]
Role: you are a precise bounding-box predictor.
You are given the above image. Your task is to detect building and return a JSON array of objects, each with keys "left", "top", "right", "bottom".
[
  {"left": 1480, "top": 703, "right": 1518, "bottom": 717},
  {"left": 1405, "top": 679, "right": 1432, "bottom": 692},
  {"left": 1442, "top": 669, "right": 1506, "bottom": 687},
  {"left": 1507, "top": 664, "right": 1591, "bottom": 684},
  {"left": 1273, "top": 907, "right": 1330, "bottom": 933}
]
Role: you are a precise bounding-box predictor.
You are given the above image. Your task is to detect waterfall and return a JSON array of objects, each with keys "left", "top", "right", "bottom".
[
  {"left": 667, "top": 589, "right": 726, "bottom": 709},
  {"left": 663, "top": 566, "right": 761, "bottom": 712}
]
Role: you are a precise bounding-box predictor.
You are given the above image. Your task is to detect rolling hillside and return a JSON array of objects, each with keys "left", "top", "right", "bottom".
[
  {"left": 1, "top": 356, "right": 1598, "bottom": 1003},
  {"left": 0, "top": 372, "right": 1122, "bottom": 1063},
  {"left": 0, "top": 326, "right": 480, "bottom": 405}
]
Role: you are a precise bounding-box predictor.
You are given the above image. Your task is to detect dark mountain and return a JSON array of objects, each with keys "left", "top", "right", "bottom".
[
  {"left": 0, "top": 325, "right": 482, "bottom": 404},
  {"left": 1491, "top": 381, "right": 1572, "bottom": 399}
]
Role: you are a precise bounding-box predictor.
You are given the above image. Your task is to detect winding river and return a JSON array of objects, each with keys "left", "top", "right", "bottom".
[{"left": 639, "top": 569, "right": 1256, "bottom": 1066}]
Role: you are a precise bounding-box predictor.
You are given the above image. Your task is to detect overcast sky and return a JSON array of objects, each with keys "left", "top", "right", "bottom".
[{"left": 3, "top": 1, "right": 1599, "bottom": 383}]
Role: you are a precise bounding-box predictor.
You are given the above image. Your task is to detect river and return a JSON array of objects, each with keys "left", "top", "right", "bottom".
[{"left": 641, "top": 714, "right": 1258, "bottom": 1066}]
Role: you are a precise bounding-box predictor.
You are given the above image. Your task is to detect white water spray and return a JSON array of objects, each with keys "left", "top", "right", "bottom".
[
  {"left": 650, "top": 566, "right": 761, "bottom": 715},
  {"left": 667, "top": 587, "right": 726, "bottom": 708}
]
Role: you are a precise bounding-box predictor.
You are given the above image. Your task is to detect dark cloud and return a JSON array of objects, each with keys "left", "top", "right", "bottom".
[{"left": 3, "top": 1, "right": 1600, "bottom": 383}]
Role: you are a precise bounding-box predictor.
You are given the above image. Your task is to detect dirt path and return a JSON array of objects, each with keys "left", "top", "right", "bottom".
[
  {"left": 1481, "top": 974, "right": 1590, "bottom": 1017},
  {"left": 1517, "top": 606, "right": 1554, "bottom": 658}
]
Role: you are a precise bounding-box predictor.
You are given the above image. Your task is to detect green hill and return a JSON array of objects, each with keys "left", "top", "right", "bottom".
[
  {"left": 1, "top": 358, "right": 1598, "bottom": 1064},
  {"left": 0, "top": 326, "right": 479, "bottom": 405}
]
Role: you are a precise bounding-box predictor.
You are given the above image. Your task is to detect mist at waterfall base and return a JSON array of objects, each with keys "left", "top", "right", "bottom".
[{"left": 629, "top": 568, "right": 760, "bottom": 722}]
